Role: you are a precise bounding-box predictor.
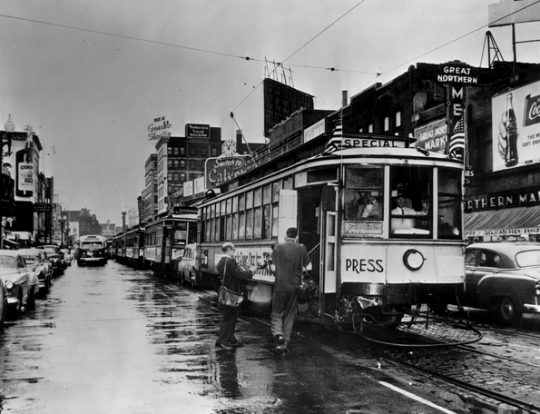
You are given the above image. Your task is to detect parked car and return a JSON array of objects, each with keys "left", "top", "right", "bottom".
[
  {"left": 458, "top": 242, "right": 540, "bottom": 325},
  {"left": 19, "top": 248, "right": 53, "bottom": 293},
  {"left": 0, "top": 250, "right": 37, "bottom": 317},
  {"left": 38, "top": 245, "right": 67, "bottom": 275},
  {"left": 177, "top": 243, "right": 198, "bottom": 287}
]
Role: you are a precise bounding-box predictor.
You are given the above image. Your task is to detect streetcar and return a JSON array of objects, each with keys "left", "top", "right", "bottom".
[
  {"left": 197, "top": 132, "right": 465, "bottom": 329},
  {"left": 143, "top": 211, "right": 198, "bottom": 278},
  {"left": 125, "top": 225, "right": 145, "bottom": 268},
  {"left": 76, "top": 234, "right": 108, "bottom": 266}
]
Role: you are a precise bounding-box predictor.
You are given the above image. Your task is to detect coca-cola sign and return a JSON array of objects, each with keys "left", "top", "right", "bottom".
[
  {"left": 524, "top": 93, "right": 540, "bottom": 126},
  {"left": 492, "top": 79, "right": 540, "bottom": 172}
]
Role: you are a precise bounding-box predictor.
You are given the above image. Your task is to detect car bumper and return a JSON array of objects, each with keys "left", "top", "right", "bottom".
[
  {"left": 7, "top": 296, "right": 20, "bottom": 308},
  {"left": 79, "top": 257, "right": 106, "bottom": 262},
  {"left": 523, "top": 303, "right": 540, "bottom": 313}
]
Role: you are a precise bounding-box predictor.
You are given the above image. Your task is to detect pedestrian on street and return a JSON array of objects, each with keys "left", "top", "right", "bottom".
[
  {"left": 215, "top": 242, "right": 256, "bottom": 351},
  {"left": 270, "top": 227, "right": 311, "bottom": 355}
]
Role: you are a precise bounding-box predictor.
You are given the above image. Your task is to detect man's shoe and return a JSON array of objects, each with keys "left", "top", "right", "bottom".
[
  {"left": 274, "top": 334, "right": 285, "bottom": 346},
  {"left": 215, "top": 342, "right": 233, "bottom": 351}
]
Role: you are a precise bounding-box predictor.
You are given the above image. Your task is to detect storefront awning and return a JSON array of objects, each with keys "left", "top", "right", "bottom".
[{"left": 464, "top": 205, "right": 540, "bottom": 236}]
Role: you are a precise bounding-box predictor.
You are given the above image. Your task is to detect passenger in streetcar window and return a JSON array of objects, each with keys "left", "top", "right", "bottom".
[{"left": 391, "top": 194, "right": 427, "bottom": 216}]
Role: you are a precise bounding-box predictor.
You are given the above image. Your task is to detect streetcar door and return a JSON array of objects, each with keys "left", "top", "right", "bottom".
[
  {"left": 278, "top": 189, "right": 297, "bottom": 241},
  {"left": 324, "top": 211, "right": 337, "bottom": 293}
]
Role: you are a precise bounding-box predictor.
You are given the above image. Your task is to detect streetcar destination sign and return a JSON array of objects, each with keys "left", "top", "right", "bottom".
[{"left": 324, "top": 134, "right": 411, "bottom": 153}]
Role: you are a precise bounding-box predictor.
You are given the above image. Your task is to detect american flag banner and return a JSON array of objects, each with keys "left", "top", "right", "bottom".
[
  {"left": 447, "top": 115, "right": 465, "bottom": 160},
  {"left": 323, "top": 124, "right": 343, "bottom": 154}
]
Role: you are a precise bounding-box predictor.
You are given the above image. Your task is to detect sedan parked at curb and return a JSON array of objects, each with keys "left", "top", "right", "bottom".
[
  {"left": 0, "top": 250, "right": 36, "bottom": 317},
  {"left": 38, "top": 245, "right": 67, "bottom": 275},
  {"left": 458, "top": 242, "right": 540, "bottom": 325},
  {"left": 19, "top": 248, "right": 53, "bottom": 294}
]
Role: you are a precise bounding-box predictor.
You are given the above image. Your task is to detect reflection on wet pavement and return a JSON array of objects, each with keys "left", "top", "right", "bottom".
[{"left": 0, "top": 261, "right": 447, "bottom": 414}]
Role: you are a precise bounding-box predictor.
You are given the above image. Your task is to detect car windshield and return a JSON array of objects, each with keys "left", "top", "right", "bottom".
[
  {"left": 0, "top": 256, "right": 17, "bottom": 268},
  {"left": 21, "top": 255, "right": 38, "bottom": 264},
  {"left": 515, "top": 250, "right": 540, "bottom": 267}
]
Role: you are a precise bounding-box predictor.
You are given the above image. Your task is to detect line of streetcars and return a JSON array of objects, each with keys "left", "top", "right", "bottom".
[{"left": 111, "top": 132, "right": 469, "bottom": 330}]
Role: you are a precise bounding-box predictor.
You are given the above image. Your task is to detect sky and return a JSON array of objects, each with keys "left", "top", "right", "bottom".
[{"left": 1, "top": 0, "right": 540, "bottom": 225}]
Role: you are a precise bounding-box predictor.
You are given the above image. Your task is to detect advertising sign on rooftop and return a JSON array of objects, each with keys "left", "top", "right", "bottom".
[
  {"left": 205, "top": 155, "right": 253, "bottom": 188},
  {"left": 148, "top": 117, "right": 172, "bottom": 140},
  {"left": 186, "top": 124, "right": 210, "bottom": 138}
]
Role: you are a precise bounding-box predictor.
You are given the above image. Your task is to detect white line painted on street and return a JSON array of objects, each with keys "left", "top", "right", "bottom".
[{"left": 379, "top": 381, "right": 458, "bottom": 414}]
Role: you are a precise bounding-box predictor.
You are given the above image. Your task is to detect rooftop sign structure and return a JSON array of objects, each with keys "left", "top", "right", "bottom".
[{"left": 148, "top": 117, "right": 172, "bottom": 140}]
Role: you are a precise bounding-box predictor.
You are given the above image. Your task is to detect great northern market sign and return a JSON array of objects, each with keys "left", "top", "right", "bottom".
[
  {"left": 466, "top": 186, "right": 540, "bottom": 212},
  {"left": 436, "top": 64, "right": 480, "bottom": 85}
]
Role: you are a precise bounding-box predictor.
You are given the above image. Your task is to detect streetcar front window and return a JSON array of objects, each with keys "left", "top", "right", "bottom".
[
  {"left": 390, "top": 166, "right": 431, "bottom": 238},
  {"left": 344, "top": 167, "right": 384, "bottom": 221}
]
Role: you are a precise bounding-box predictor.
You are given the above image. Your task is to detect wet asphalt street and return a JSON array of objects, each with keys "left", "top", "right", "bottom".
[{"left": 0, "top": 261, "right": 470, "bottom": 414}]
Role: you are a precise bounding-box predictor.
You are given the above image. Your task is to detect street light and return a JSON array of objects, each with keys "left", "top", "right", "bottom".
[{"left": 0, "top": 115, "right": 15, "bottom": 249}]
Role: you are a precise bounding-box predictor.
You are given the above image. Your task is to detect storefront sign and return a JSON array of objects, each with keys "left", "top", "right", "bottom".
[
  {"left": 466, "top": 186, "right": 540, "bottom": 212},
  {"left": 492, "top": 79, "right": 540, "bottom": 171},
  {"left": 186, "top": 124, "right": 210, "bottom": 138},
  {"left": 414, "top": 119, "right": 447, "bottom": 153},
  {"left": 466, "top": 227, "right": 540, "bottom": 237}
]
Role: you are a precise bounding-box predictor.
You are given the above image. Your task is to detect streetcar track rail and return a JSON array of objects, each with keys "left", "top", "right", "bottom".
[{"left": 382, "top": 354, "right": 540, "bottom": 414}]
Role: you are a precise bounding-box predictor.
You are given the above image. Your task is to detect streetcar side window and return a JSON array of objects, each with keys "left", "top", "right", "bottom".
[
  {"left": 390, "top": 166, "right": 431, "bottom": 238},
  {"left": 344, "top": 167, "right": 384, "bottom": 221},
  {"left": 438, "top": 168, "right": 462, "bottom": 239}
]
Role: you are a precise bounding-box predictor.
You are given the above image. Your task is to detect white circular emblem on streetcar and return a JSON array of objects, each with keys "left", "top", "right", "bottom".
[{"left": 403, "top": 249, "right": 424, "bottom": 271}]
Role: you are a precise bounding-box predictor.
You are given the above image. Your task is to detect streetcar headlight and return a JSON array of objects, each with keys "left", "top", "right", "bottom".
[
  {"left": 403, "top": 249, "right": 425, "bottom": 271},
  {"left": 535, "top": 282, "right": 540, "bottom": 297},
  {"left": 5, "top": 281, "right": 13, "bottom": 290}
]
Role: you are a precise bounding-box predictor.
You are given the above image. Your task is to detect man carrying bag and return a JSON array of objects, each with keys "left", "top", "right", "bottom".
[{"left": 215, "top": 242, "right": 257, "bottom": 350}]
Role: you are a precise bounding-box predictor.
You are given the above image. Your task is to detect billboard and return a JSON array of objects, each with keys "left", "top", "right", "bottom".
[
  {"left": 263, "top": 78, "right": 314, "bottom": 137},
  {"left": 488, "top": 0, "right": 540, "bottom": 27},
  {"left": 492, "top": 79, "right": 540, "bottom": 171},
  {"left": 205, "top": 155, "right": 253, "bottom": 188}
]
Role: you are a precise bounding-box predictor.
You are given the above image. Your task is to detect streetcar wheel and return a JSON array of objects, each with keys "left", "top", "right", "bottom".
[
  {"left": 497, "top": 297, "right": 522, "bottom": 326},
  {"left": 364, "top": 306, "right": 403, "bottom": 328}
]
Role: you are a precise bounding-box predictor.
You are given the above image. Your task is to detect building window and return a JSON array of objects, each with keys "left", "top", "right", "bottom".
[
  {"left": 368, "top": 124, "right": 373, "bottom": 133},
  {"left": 174, "top": 147, "right": 178, "bottom": 155},
  {"left": 190, "top": 147, "right": 196, "bottom": 156},
  {"left": 201, "top": 147, "right": 207, "bottom": 156},
  {"left": 395, "top": 111, "right": 401, "bottom": 127},
  {"left": 212, "top": 146, "right": 218, "bottom": 157},
  {"left": 180, "top": 146, "right": 185, "bottom": 156},
  {"left": 167, "top": 160, "right": 172, "bottom": 168},
  {"left": 173, "top": 160, "right": 179, "bottom": 168},
  {"left": 384, "top": 116, "right": 390, "bottom": 132},
  {"left": 189, "top": 160, "right": 196, "bottom": 169},
  {"left": 173, "top": 173, "right": 179, "bottom": 181},
  {"left": 168, "top": 147, "right": 172, "bottom": 155},
  {"left": 180, "top": 173, "right": 186, "bottom": 182},
  {"left": 180, "top": 160, "right": 186, "bottom": 168},
  {"left": 167, "top": 173, "right": 173, "bottom": 181}
]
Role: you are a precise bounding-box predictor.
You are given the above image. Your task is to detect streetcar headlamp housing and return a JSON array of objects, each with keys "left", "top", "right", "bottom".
[
  {"left": 5, "top": 281, "right": 13, "bottom": 291},
  {"left": 403, "top": 249, "right": 425, "bottom": 271},
  {"left": 535, "top": 281, "right": 540, "bottom": 297}
]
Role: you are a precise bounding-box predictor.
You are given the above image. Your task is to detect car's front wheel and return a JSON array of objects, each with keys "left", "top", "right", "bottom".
[{"left": 496, "top": 297, "right": 523, "bottom": 325}]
